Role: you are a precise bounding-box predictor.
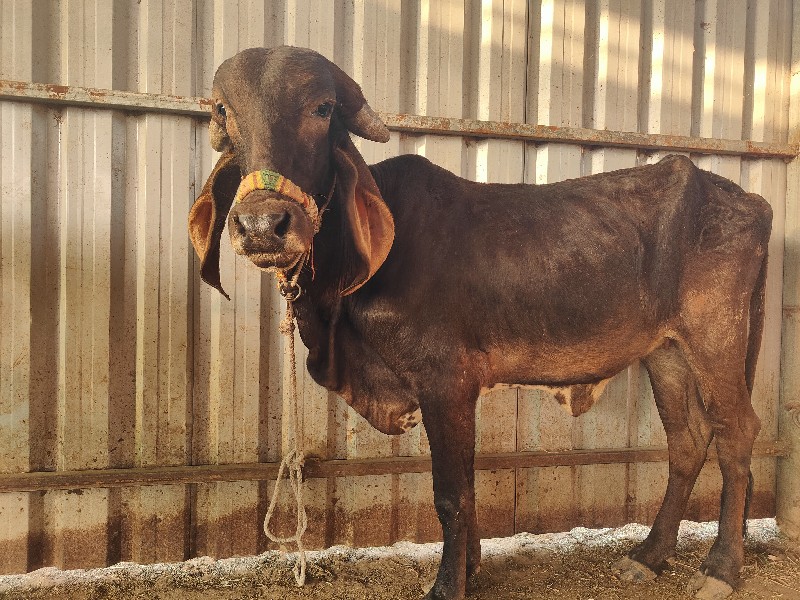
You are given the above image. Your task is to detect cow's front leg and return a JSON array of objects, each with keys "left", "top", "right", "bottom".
[
  {"left": 420, "top": 389, "right": 477, "bottom": 600},
  {"left": 465, "top": 464, "right": 481, "bottom": 581}
]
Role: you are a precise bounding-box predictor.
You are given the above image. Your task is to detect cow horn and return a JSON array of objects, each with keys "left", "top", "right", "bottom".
[{"left": 346, "top": 103, "right": 390, "bottom": 143}]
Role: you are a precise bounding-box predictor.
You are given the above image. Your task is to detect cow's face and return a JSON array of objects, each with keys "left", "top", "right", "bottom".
[
  {"left": 188, "top": 46, "right": 393, "bottom": 297},
  {"left": 212, "top": 48, "right": 338, "bottom": 270}
]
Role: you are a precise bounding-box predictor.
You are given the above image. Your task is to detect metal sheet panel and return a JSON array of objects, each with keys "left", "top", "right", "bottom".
[{"left": 0, "top": 0, "right": 794, "bottom": 572}]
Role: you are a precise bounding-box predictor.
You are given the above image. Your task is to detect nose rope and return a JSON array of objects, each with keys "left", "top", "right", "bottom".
[
  {"left": 259, "top": 175, "right": 335, "bottom": 587},
  {"left": 234, "top": 169, "right": 322, "bottom": 232},
  {"left": 263, "top": 260, "right": 309, "bottom": 587}
]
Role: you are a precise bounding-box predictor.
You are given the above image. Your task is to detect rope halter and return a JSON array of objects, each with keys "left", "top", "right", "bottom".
[{"left": 234, "top": 169, "right": 322, "bottom": 233}]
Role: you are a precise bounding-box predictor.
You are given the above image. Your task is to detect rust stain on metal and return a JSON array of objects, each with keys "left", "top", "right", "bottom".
[
  {"left": 44, "top": 84, "right": 69, "bottom": 97},
  {"left": 0, "top": 79, "right": 28, "bottom": 92}
]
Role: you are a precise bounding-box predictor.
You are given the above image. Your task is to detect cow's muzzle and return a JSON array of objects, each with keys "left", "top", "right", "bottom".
[
  {"left": 227, "top": 169, "right": 326, "bottom": 271},
  {"left": 228, "top": 194, "right": 313, "bottom": 270}
]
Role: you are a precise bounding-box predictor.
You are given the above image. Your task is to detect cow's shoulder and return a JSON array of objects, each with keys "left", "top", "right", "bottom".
[
  {"left": 656, "top": 153, "right": 695, "bottom": 172},
  {"left": 369, "top": 153, "right": 447, "bottom": 188}
]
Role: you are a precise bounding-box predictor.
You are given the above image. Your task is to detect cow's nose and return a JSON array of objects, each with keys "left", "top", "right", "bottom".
[{"left": 228, "top": 204, "right": 292, "bottom": 250}]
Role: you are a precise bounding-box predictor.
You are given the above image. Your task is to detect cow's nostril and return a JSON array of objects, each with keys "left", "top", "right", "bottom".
[
  {"left": 231, "top": 213, "right": 246, "bottom": 236},
  {"left": 273, "top": 211, "right": 290, "bottom": 238}
]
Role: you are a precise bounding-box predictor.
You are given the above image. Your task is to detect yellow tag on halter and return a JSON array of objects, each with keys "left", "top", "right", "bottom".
[{"left": 234, "top": 169, "right": 321, "bottom": 232}]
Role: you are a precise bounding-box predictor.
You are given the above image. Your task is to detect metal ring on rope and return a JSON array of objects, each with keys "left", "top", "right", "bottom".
[{"left": 279, "top": 281, "right": 303, "bottom": 302}]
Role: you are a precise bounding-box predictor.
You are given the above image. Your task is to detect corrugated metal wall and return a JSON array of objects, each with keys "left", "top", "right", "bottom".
[{"left": 0, "top": 0, "right": 794, "bottom": 572}]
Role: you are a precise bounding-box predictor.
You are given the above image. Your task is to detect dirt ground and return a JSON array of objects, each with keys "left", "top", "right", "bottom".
[{"left": 1, "top": 520, "right": 798, "bottom": 600}]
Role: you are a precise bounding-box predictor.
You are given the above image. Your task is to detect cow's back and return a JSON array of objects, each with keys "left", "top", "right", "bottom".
[{"left": 365, "top": 154, "right": 767, "bottom": 384}]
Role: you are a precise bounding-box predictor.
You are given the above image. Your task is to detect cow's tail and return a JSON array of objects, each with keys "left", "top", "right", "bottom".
[
  {"left": 742, "top": 251, "right": 768, "bottom": 536},
  {"left": 745, "top": 251, "right": 768, "bottom": 396},
  {"left": 743, "top": 470, "right": 754, "bottom": 537}
]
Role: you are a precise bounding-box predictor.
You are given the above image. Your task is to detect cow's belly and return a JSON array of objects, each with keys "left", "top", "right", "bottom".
[
  {"left": 487, "top": 321, "right": 665, "bottom": 375},
  {"left": 480, "top": 379, "right": 613, "bottom": 417},
  {"left": 478, "top": 327, "right": 667, "bottom": 417}
]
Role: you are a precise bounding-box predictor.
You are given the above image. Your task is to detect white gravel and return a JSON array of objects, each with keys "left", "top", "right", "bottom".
[{"left": 0, "top": 518, "right": 782, "bottom": 595}]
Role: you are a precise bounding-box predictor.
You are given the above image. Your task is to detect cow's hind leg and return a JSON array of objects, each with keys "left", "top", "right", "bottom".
[
  {"left": 677, "top": 260, "right": 764, "bottom": 599},
  {"left": 615, "top": 341, "right": 713, "bottom": 581},
  {"left": 680, "top": 346, "right": 759, "bottom": 599}
]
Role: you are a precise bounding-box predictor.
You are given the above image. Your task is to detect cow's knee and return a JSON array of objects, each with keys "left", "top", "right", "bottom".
[
  {"left": 714, "top": 407, "right": 760, "bottom": 471},
  {"left": 739, "top": 408, "right": 761, "bottom": 443},
  {"left": 672, "top": 432, "right": 710, "bottom": 474},
  {"left": 719, "top": 403, "right": 760, "bottom": 440},
  {"left": 434, "top": 495, "right": 469, "bottom": 530}
]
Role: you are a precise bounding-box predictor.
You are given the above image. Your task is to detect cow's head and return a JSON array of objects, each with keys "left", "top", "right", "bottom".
[{"left": 189, "top": 46, "right": 394, "bottom": 298}]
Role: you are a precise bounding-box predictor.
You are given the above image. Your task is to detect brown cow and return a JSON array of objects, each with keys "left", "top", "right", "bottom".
[{"left": 189, "top": 46, "right": 772, "bottom": 600}]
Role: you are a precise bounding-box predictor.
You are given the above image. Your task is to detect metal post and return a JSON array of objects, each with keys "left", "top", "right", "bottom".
[{"left": 777, "top": 0, "right": 800, "bottom": 543}]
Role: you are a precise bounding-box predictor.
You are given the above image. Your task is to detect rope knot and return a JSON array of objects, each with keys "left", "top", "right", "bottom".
[
  {"left": 279, "top": 312, "right": 295, "bottom": 337},
  {"left": 264, "top": 447, "right": 309, "bottom": 586}
]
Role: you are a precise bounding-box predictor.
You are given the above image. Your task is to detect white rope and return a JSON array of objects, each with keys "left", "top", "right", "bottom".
[{"left": 263, "top": 262, "right": 308, "bottom": 587}]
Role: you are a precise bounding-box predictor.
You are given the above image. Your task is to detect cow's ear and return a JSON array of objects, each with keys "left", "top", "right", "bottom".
[
  {"left": 188, "top": 149, "right": 240, "bottom": 299},
  {"left": 332, "top": 135, "right": 394, "bottom": 296}
]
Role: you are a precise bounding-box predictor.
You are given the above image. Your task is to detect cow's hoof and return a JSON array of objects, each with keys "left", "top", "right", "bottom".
[
  {"left": 421, "top": 583, "right": 464, "bottom": 600},
  {"left": 422, "top": 590, "right": 462, "bottom": 600},
  {"left": 686, "top": 572, "right": 734, "bottom": 600},
  {"left": 612, "top": 556, "right": 657, "bottom": 582}
]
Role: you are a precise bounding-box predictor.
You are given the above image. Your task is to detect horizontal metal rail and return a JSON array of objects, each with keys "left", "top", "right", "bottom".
[
  {"left": 0, "top": 440, "right": 788, "bottom": 493},
  {"left": 1, "top": 79, "right": 797, "bottom": 158},
  {"left": 0, "top": 79, "right": 213, "bottom": 116}
]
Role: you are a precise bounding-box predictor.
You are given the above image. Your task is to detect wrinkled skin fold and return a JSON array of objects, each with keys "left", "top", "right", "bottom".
[{"left": 189, "top": 46, "right": 773, "bottom": 600}]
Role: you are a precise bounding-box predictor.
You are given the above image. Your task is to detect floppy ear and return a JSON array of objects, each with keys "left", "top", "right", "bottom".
[
  {"left": 333, "top": 135, "right": 395, "bottom": 296},
  {"left": 188, "top": 148, "right": 240, "bottom": 299}
]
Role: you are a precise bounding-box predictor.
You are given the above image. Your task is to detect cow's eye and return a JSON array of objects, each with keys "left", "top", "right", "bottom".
[
  {"left": 216, "top": 103, "right": 226, "bottom": 119},
  {"left": 313, "top": 101, "right": 334, "bottom": 118}
]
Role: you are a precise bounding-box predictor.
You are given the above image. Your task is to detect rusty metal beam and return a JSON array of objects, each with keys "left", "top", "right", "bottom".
[
  {"left": 0, "top": 79, "right": 211, "bottom": 116},
  {"left": 383, "top": 114, "right": 799, "bottom": 159},
  {"left": 1, "top": 79, "right": 797, "bottom": 159},
  {"left": 0, "top": 440, "right": 788, "bottom": 493}
]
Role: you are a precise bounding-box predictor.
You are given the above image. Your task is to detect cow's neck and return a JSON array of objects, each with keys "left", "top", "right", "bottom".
[
  {"left": 287, "top": 290, "right": 340, "bottom": 391},
  {"left": 284, "top": 196, "right": 351, "bottom": 392},
  {"left": 282, "top": 160, "right": 392, "bottom": 393}
]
